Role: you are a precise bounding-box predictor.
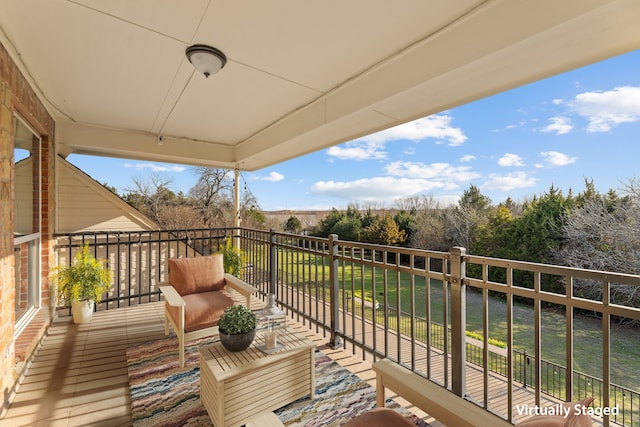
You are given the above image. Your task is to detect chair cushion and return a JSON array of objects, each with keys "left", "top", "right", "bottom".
[
  {"left": 168, "top": 255, "right": 225, "bottom": 296},
  {"left": 342, "top": 408, "right": 415, "bottom": 427},
  {"left": 166, "top": 290, "right": 236, "bottom": 332}
]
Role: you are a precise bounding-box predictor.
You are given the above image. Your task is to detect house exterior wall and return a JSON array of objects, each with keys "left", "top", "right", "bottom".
[
  {"left": 0, "top": 79, "right": 14, "bottom": 413},
  {"left": 55, "top": 158, "right": 159, "bottom": 233},
  {"left": 0, "top": 40, "right": 55, "bottom": 413},
  {"left": 13, "top": 157, "right": 33, "bottom": 234}
]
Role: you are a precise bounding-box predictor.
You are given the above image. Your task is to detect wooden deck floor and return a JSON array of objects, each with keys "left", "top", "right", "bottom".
[{"left": 1, "top": 302, "right": 602, "bottom": 426}]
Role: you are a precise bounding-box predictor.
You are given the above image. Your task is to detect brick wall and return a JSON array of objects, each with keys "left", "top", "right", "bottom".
[
  {"left": 0, "top": 79, "right": 14, "bottom": 413},
  {"left": 0, "top": 40, "right": 55, "bottom": 412}
]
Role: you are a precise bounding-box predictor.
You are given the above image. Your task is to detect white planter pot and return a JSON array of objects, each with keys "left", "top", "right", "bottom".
[{"left": 71, "top": 300, "right": 94, "bottom": 324}]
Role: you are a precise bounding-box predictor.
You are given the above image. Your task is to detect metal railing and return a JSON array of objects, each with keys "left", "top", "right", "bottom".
[{"left": 54, "top": 228, "right": 640, "bottom": 426}]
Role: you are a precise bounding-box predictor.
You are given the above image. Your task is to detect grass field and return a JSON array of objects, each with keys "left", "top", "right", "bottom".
[{"left": 273, "top": 249, "right": 640, "bottom": 391}]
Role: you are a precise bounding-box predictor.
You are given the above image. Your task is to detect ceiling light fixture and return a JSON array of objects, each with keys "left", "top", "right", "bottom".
[{"left": 185, "top": 44, "right": 227, "bottom": 78}]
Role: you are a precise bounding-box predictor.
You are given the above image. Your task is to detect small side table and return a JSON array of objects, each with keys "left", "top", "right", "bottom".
[{"left": 199, "top": 328, "right": 316, "bottom": 427}]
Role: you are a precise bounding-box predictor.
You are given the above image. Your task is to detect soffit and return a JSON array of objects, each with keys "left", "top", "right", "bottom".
[{"left": 0, "top": 0, "right": 638, "bottom": 170}]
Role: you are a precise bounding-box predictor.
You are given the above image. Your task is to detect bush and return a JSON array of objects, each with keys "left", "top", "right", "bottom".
[{"left": 218, "top": 238, "right": 244, "bottom": 276}]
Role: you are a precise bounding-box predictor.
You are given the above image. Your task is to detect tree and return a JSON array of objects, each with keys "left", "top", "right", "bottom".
[
  {"left": 238, "top": 188, "right": 266, "bottom": 229},
  {"left": 557, "top": 180, "right": 639, "bottom": 314},
  {"left": 331, "top": 216, "right": 363, "bottom": 241},
  {"left": 459, "top": 184, "right": 492, "bottom": 212},
  {"left": 285, "top": 216, "right": 302, "bottom": 233},
  {"left": 102, "top": 182, "right": 119, "bottom": 195},
  {"left": 313, "top": 208, "right": 345, "bottom": 237},
  {"left": 444, "top": 185, "right": 492, "bottom": 248},
  {"left": 189, "top": 167, "right": 233, "bottom": 227},
  {"left": 411, "top": 211, "right": 448, "bottom": 251},
  {"left": 122, "top": 173, "right": 177, "bottom": 222},
  {"left": 393, "top": 210, "right": 416, "bottom": 246},
  {"left": 313, "top": 204, "right": 364, "bottom": 239},
  {"left": 478, "top": 186, "right": 572, "bottom": 270},
  {"left": 471, "top": 204, "right": 514, "bottom": 257},
  {"left": 156, "top": 205, "right": 204, "bottom": 230},
  {"left": 398, "top": 195, "right": 447, "bottom": 251},
  {"left": 363, "top": 214, "right": 406, "bottom": 246}
]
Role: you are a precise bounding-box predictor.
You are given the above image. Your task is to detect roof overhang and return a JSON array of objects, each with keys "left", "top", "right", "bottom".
[{"left": 2, "top": 0, "right": 639, "bottom": 171}]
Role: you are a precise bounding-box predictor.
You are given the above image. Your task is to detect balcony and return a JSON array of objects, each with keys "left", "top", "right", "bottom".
[{"left": 4, "top": 228, "right": 640, "bottom": 426}]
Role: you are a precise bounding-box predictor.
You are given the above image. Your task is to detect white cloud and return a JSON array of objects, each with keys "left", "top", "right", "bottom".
[
  {"left": 123, "top": 162, "right": 185, "bottom": 172},
  {"left": 540, "top": 151, "right": 577, "bottom": 166},
  {"left": 327, "top": 113, "right": 468, "bottom": 161},
  {"left": 326, "top": 140, "right": 386, "bottom": 160},
  {"left": 571, "top": 86, "right": 640, "bottom": 132},
  {"left": 460, "top": 155, "right": 476, "bottom": 162},
  {"left": 498, "top": 153, "right": 525, "bottom": 167},
  {"left": 311, "top": 177, "right": 447, "bottom": 202},
  {"left": 327, "top": 113, "right": 468, "bottom": 160},
  {"left": 384, "top": 161, "right": 479, "bottom": 181},
  {"left": 492, "top": 120, "right": 527, "bottom": 132},
  {"left": 310, "top": 160, "right": 480, "bottom": 204},
  {"left": 356, "top": 114, "right": 468, "bottom": 147},
  {"left": 541, "top": 116, "right": 573, "bottom": 135},
  {"left": 261, "top": 172, "right": 284, "bottom": 182},
  {"left": 482, "top": 172, "right": 537, "bottom": 191}
]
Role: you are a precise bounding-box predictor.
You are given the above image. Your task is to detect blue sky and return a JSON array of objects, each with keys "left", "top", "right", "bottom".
[{"left": 68, "top": 50, "right": 640, "bottom": 211}]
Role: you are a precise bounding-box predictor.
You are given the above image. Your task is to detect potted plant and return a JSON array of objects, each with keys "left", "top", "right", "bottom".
[
  {"left": 217, "top": 305, "right": 256, "bottom": 351},
  {"left": 51, "top": 243, "right": 112, "bottom": 324}
]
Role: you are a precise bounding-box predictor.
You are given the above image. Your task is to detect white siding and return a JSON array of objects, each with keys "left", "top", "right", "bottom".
[
  {"left": 56, "top": 157, "right": 159, "bottom": 233},
  {"left": 14, "top": 158, "right": 34, "bottom": 235}
]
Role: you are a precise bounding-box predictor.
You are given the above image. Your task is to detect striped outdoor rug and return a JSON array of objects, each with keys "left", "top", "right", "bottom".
[{"left": 126, "top": 335, "right": 429, "bottom": 426}]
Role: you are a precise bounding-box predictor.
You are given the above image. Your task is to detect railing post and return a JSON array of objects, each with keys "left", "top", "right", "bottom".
[
  {"left": 523, "top": 349, "right": 528, "bottom": 388},
  {"left": 329, "top": 234, "right": 342, "bottom": 348},
  {"left": 450, "top": 246, "right": 467, "bottom": 397},
  {"left": 269, "top": 229, "right": 277, "bottom": 295},
  {"left": 261, "top": 229, "right": 284, "bottom": 315}
]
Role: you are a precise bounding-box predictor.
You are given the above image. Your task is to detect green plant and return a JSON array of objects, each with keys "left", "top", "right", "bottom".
[
  {"left": 465, "top": 330, "right": 507, "bottom": 349},
  {"left": 218, "top": 238, "right": 244, "bottom": 276},
  {"left": 51, "top": 244, "right": 112, "bottom": 305},
  {"left": 218, "top": 305, "right": 256, "bottom": 335}
]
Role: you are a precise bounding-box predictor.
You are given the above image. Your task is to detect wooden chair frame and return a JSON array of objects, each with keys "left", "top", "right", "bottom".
[{"left": 160, "top": 273, "right": 257, "bottom": 367}]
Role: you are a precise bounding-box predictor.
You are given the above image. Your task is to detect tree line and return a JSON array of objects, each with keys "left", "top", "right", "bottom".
[
  {"left": 117, "top": 168, "right": 639, "bottom": 311},
  {"left": 299, "top": 179, "right": 640, "bottom": 312},
  {"left": 117, "top": 168, "right": 269, "bottom": 230}
]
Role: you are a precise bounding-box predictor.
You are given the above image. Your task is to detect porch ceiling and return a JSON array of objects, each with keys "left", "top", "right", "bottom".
[{"left": 1, "top": 1, "right": 639, "bottom": 171}]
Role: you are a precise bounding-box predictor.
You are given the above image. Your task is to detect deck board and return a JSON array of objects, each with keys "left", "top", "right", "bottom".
[{"left": 2, "top": 301, "right": 604, "bottom": 426}]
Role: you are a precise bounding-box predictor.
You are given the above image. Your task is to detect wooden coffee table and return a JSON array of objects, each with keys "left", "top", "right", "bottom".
[{"left": 199, "top": 327, "right": 316, "bottom": 427}]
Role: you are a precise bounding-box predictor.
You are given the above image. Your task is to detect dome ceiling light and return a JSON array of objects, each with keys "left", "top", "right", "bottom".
[{"left": 185, "top": 44, "right": 227, "bottom": 78}]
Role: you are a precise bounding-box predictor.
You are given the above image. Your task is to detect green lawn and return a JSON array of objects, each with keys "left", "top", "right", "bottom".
[{"left": 272, "top": 249, "right": 640, "bottom": 390}]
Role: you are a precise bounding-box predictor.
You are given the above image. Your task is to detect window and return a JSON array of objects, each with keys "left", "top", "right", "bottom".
[{"left": 13, "top": 116, "right": 42, "bottom": 335}]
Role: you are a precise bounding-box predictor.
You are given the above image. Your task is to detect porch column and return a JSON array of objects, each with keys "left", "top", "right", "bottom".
[
  {"left": 233, "top": 168, "right": 240, "bottom": 249},
  {"left": 450, "top": 246, "right": 467, "bottom": 397}
]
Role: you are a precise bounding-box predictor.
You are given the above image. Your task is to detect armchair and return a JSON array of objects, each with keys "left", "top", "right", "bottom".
[{"left": 160, "top": 254, "right": 257, "bottom": 367}]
